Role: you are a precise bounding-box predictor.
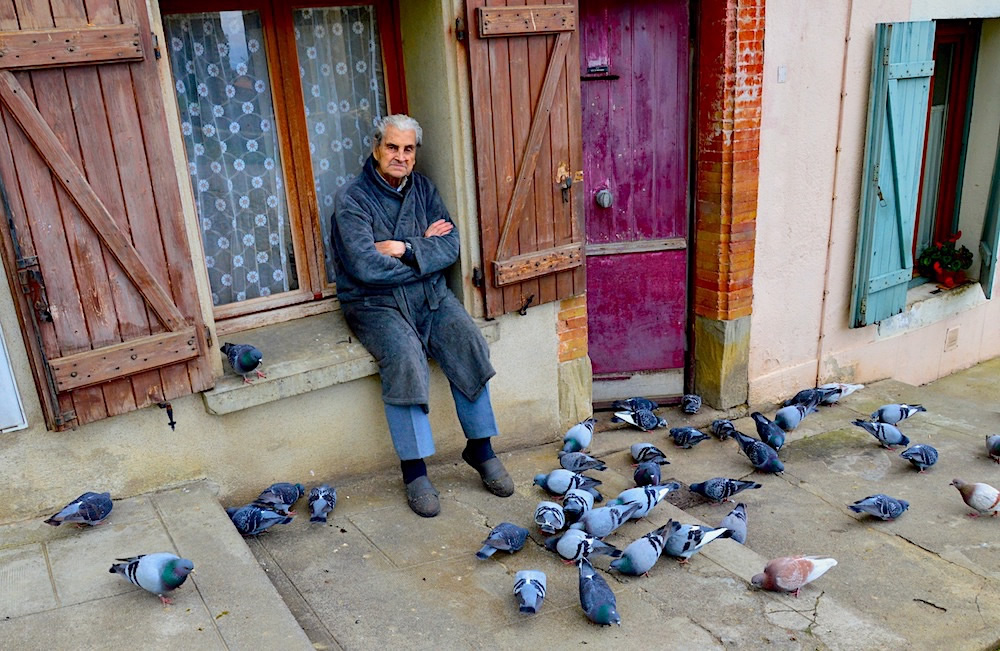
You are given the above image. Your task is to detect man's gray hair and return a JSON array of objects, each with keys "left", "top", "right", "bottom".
[{"left": 373, "top": 114, "right": 422, "bottom": 146}]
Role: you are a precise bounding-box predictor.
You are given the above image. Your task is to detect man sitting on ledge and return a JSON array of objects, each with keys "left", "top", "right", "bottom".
[{"left": 330, "top": 114, "right": 514, "bottom": 517}]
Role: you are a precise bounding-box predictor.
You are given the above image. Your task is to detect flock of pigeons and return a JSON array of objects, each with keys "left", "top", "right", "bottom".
[{"left": 474, "top": 383, "right": 1000, "bottom": 626}]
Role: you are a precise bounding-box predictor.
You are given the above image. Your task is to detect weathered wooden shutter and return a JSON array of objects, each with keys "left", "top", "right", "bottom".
[
  {"left": 466, "top": 1, "right": 585, "bottom": 317},
  {"left": 0, "top": 0, "right": 213, "bottom": 430},
  {"left": 850, "top": 21, "right": 935, "bottom": 327},
  {"left": 979, "top": 124, "right": 1000, "bottom": 299}
]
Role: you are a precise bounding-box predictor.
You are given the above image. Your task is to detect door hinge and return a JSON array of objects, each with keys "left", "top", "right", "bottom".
[
  {"left": 455, "top": 17, "right": 466, "bottom": 41},
  {"left": 472, "top": 266, "right": 484, "bottom": 288}
]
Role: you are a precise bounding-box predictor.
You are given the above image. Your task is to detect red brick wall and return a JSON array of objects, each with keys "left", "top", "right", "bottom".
[
  {"left": 557, "top": 295, "right": 588, "bottom": 362},
  {"left": 693, "top": 0, "right": 765, "bottom": 321}
]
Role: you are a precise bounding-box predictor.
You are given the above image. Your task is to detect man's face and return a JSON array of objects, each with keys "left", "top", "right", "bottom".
[{"left": 373, "top": 125, "right": 417, "bottom": 182}]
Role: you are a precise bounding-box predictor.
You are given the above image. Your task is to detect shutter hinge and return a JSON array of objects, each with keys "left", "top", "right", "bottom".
[
  {"left": 152, "top": 32, "right": 161, "bottom": 60},
  {"left": 455, "top": 17, "right": 466, "bottom": 42},
  {"left": 17, "top": 263, "right": 52, "bottom": 323},
  {"left": 872, "top": 163, "right": 879, "bottom": 185},
  {"left": 882, "top": 46, "right": 889, "bottom": 66},
  {"left": 53, "top": 409, "right": 77, "bottom": 427},
  {"left": 472, "top": 266, "right": 483, "bottom": 288}
]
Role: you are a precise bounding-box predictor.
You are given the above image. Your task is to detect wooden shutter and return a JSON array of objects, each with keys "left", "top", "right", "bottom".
[
  {"left": 466, "top": 1, "right": 585, "bottom": 317},
  {"left": 979, "top": 123, "right": 1000, "bottom": 299},
  {"left": 850, "top": 21, "right": 936, "bottom": 327},
  {"left": 0, "top": 0, "right": 213, "bottom": 430}
]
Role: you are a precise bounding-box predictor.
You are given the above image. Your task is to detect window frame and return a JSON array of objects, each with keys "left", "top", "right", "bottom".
[{"left": 159, "top": 0, "right": 406, "bottom": 332}]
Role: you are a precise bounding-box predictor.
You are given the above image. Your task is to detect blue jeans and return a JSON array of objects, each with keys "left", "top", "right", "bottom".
[{"left": 383, "top": 382, "right": 499, "bottom": 460}]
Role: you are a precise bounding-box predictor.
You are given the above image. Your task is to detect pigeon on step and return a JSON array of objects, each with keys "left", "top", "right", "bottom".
[
  {"left": 751, "top": 556, "right": 837, "bottom": 597},
  {"left": 782, "top": 388, "right": 824, "bottom": 411},
  {"left": 871, "top": 403, "right": 926, "bottom": 425},
  {"left": 719, "top": 503, "right": 748, "bottom": 544},
  {"left": 44, "top": 491, "right": 112, "bottom": 527},
  {"left": 987, "top": 435, "right": 1000, "bottom": 464},
  {"left": 109, "top": 553, "right": 194, "bottom": 604},
  {"left": 662, "top": 520, "right": 732, "bottom": 563},
  {"left": 733, "top": 432, "right": 785, "bottom": 474},
  {"left": 899, "top": 445, "right": 938, "bottom": 472},
  {"left": 612, "top": 397, "right": 658, "bottom": 412},
  {"left": 570, "top": 503, "right": 640, "bottom": 538},
  {"left": 681, "top": 394, "right": 702, "bottom": 414},
  {"left": 227, "top": 504, "right": 293, "bottom": 535},
  {"left": 612, "top": 483, "right": 681, "bottom": 519},
  {"left": 534, "top": 501, "right": 566, "bottom": 534},
  {"left": 613, "top": 408, "right": 667, "bottom": 432},
  {"left": 534, "top": 469, "right": 602, "bottom": 497},
  {"left": 848, "top": 494, "right": 909, "bottom": 520},
  {"left": 548, "top": 528, "right": 622, "bottom": 562},
  {"left": 752, "top": 412, "right": 786, "bottom": 450},
  {"left": 578, "top": 557, "right": 621, "bottom": 626},
  {"left": 710, "top": 419, "right": 737, "bottom": 441},
  {"left": 562, "top": 488, "right": 595, "bottom": 523},
  {"left": 513, "top": 570, "right": 547, "bottom": 614},
  {"left": 669, "top": 427, "right": 711, "bottom": 449},
  {"left": 689, "top": 478, "right": 761, "bottom": 504},
  {"left": 774, "top": 404, "right": 811, "bottom": 432},
  {"left": 477, "top": 522, "right": 529, "bottom": 559},
  {"left": 949, "top": 479, "right": 1000, "bottom": 517},
  {"left": 254, "top": 482, "right": 305, "bottom": 515},
  {"left": 558, "top": 451, "right": 606, "bottom": 473},
  {"left": 308, "top": 484, "right": 337, "bottom": 523},
  {"left": 630, "top": 442, "right": 670, "bottom": 465},
  {"left": 817, "top": 382, "right": 864, "bottom": 405},
  {"left": 610, "top": 522, "right": 671, "bottom": 576},
  {"left": 851, "top": 420, "right": 909, "bottom": 449},
  {"left": 221, "top": 342, "right": 265, "bottom": 383},
  {"left": 633, "top": 461, "right": 661, "bottom": 487},
  {"left": 562, "top": 418, "right": 596, "bottom": 453}
]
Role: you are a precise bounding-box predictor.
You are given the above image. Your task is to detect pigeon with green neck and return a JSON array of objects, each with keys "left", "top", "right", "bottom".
[
  {"left": 221, "top": 342, "right": 266, "bottom": 384},
  {"left": 109, "top": 553, "right": 194, "bottom": 604}
]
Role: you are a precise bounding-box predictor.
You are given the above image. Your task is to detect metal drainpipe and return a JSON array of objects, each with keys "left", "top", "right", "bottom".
[{"left": 815, "top": 0, "right": 855, "bottom": 387}]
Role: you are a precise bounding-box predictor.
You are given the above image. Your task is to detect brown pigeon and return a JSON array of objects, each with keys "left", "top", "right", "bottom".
[
  {"left": 750, "top": 556, "right": 837, "bottom": 597},
  {"left": 949, "top": 479, "right": 1000, "bottom": 517}
]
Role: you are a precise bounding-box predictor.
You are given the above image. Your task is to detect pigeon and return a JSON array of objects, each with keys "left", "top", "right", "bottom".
[
  {"left": 751, "top": 556, "right": 838, "bottom": 597},
  {"left": 733, "top": 431, "right": 785, "bottom": 473},
  {"left": 44, "top": 491, "right": 112, "bottom": 527},
  {"left": 669, "top": 427, "right": 711, "bottom": 449},
  {"left": 711, "top": 419, "right": 737, "bottom": 441},
  {"left": 949, "top": 479, "right": 1000, "bottom": 517},
  {"left": 848, "top": 494, "right": 909, "bottom": 520},
  {"left": 773, "top": 404, "right": 810, "bottom": 432},
  {"left": 612, "top": 396, "right": 658, "bottom": 412},
  {"left": 633, "top": 461, "right": 661, "bottom": 487},
  {"left": 578, "top": 557, "right": 621, "bottom": 626},
  {"left": 719, "top": 503, "right": 748, "bottom": 544},
  {"left": 871, "top": 403, "right": 926, "bottom": 425},
  {"left": 610, "top": 522, "right": 671, "bottom": 576},
  {"left": 534, "top": 469, "right": 602, "bottom": 497},
  {"left": 307, "top": 484, "right": 337, "bottom": 523},
  {"left": 562, "top": 417, "right": 596, "bottom": 453},
  {"left": 987, "top": 435, "right": 1000, "bottom": 463},
  {"left": 562, "top": 488, "right": 595, "bottom": 523},
  {"left": 221, "top": 342, "right": 265, "bottom": 383},
  {"left": 534, "top": 501, "right": 566, "bottom": 534},
  {"left": 226, "top": 504, "right": 293, "bottom": 535},
  {"left": 662, "top": 520, "right": 732, "bottom": 563},
  {"left": 751, "top": 412, "right": 786, "bottom": 450},
  {"left": 689, "top": 478, "right": 761, "bottom": 504},
  {"left": 817, "top": 382, "right": 864, "bottom": 405},
  {"left": 782, "top": 388, "right": 824, "bottom": 410},
  {"left": 611, "top": 483, "right": 681, "bottom": 519},
  {"left": 851, "top": 420, "right": 910, "bottom": 449},
  {"left": 900, "top": 444, "right": 938, "bottom": 472},
  {"left": 513, "top": 570, "right": 547, "bottom": 615},
  {"left": 477, "top": 522, "right": 529, "bottom": 559},
  {"left": 558, "top": 450, "right": 607, "bottom": 473},
  {"left": 254, "top": 482, "right": 305, "bottom": 515},
  {"left": 548, "top": 527, "right": 622, "bottom": 562},
  {"left": 109, "top": 553, "right": 194, "bottom": 604},
  {"left": 630, "top": 442, "right": 670, "bottom": 465},
  {"left": 613, "top": 408, "right": 667, "bottom": 432},
  {"left": 570, "top": 503, "right": 640, "bottom": 538},
  {"left": 681, "top": 394, "right": 702, "bottom": 414}
]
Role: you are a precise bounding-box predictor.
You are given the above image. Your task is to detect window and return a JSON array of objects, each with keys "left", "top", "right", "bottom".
[{"left": 160, "top": 1, "right": 404, "bottom": 328}]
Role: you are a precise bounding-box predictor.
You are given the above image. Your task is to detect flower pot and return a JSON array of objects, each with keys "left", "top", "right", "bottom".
[{"left": 933, "top": 268, "right": 966, "bottom": 288}]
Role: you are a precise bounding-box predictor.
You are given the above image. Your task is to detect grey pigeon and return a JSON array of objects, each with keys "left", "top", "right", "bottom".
[
  {"left": 900, "top": 444, "right": 938, "bottom": 472},
  {"left": 44, "top": 491, "right": 112, "bottom": 527},
  {"left": 477, "top": 522, "right": 529, "bottom": 559},
  {"left": 633, "top": 461, "right": 661, "bottom": 487},
  {"left": 612, "top": 397, "right": 658, "bottom": 412},
  {"left": 782, "top": 388, "right": 824, "bottom": 410},
  {"left": 613, "top": 408, "right": 666, "bottom": 432},
  {"left": 513, "top": 570, "right": 547, "bottom": 614},
  {"left": 848, "top": 494, "right": 909, "bottom": 521},
  {"left": 871, "top": 403, "right": 926, "bottom": 425},
  {"left": 226, "top": 504, "right": 293, "bottom": 535},
  {"left": 559, "top": 450, "right": 607, "bottom": 472},
  {"left": 669, "top": 427, "right": 711, "bottom": 449},
  {"left": 733, "top": 431, "right": 785, "bottom": 473},
  {"left": 610, "top": 522, "right": 671, "bottom": 576},
  {"left": 221, "top": 342, "right": 265, "bottom": 383},
  {"left": 851, "top": 420, "right": 909, "bottom": 449},
  {"left": 681, "top": 394, "right": 702, "bottom": 414},
  {"left": 817, "top": 382, "right": 864, "bottom": 405},
  {"left": 254, "top": 482, "right": 305, "bottom": 515},
  {"left": 109, "top": 552, "right": 194, "bottom": 604},
  {"left": 534, "top": 501, "right": 566, "bottom": 534},
  {"left": 578, "top": 557, "right": 621, "bottom": 626},
  {"left": 689, "top": 478, "right": 761, "bottom": 504},
  {"left": 534, "top": 469, "right": 602, "bottom": 497},
  {"left": 719, "top": 503, "right": 748, "bottom": 544},
  {"left": 611, "top": 483, "right": 681, "bottom": 519},
  {"left": 630, "top": 442, "right": 670, "bottom": 465},
  {"left": 773, "top": 404, "right": 810, "bottom": 432},
  {"left": 549, "top": 527, "right": 622, "bottom": 562},
  {"left": 562, "top": 417, "right": 596, "bottom": 453},
  {"left": 751, "top": 412, "right": 786, "bottom": 450},
  {"left": 987, "top": 435, "right": 1000, "bottom": 464},
  {"left": 308, "top": 484, "right": 337, "bottom": 523},
  {"left": 662, "top": 520, "right": 733, "bottom": 563},
  {"left": 562, "top": 488, "right": 595, "bottom": 523},
  {"left": 711, "top": 419, "right": 736, "bottom": 441},
  {"left": 570, "top": 503, "right": 640, "bottom": 538}
]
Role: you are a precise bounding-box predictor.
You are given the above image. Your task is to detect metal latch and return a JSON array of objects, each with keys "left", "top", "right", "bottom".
[{"left": 17, "top": 262, "right": 52, "bottom": 323}]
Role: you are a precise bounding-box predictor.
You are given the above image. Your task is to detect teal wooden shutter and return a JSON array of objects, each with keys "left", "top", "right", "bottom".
[
  {"left": 979, "top": 125, "right": 1000, "bottom": 299},
  {"left": 850, "top": 21, "right": 936, "bottom": 327}
]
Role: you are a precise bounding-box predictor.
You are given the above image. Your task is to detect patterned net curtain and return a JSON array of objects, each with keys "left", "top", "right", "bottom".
[
  {"left": 293, "top": 6, "right": 388, "bottom": 282},
  {"left": 165, "top": 11, "right": 297, "bottom": 307}
]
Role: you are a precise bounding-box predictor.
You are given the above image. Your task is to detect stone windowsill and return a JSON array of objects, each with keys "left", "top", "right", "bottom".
[
  {"left": 202, "top": 309, "right": 500, "bottom": 415},
  {"left": 876, "top": 280, "right": 986, "bottom": 339}
]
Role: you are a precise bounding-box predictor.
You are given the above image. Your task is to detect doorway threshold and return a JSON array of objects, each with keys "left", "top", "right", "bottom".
[{"left": 592, "top": 368, "right": 683, "bottom": 409}]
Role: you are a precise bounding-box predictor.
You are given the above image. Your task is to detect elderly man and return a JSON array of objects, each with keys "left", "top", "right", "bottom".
[{"left": 331, "top": 114, "right": 514, "bottom": 517}]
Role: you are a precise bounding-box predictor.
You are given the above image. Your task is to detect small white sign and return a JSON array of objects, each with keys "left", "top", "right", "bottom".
[{"left": 0, "top": 320, "right": 27, "bottom": 432}]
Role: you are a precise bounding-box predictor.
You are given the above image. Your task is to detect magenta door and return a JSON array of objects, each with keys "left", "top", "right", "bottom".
[{"left": 580, "top": 0, "right": 689, "bottom": 400}]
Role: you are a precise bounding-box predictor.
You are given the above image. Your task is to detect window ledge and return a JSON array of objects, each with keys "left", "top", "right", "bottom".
[
  {"left": 876, "top": 280, "right": 986, "bottom": 340},
  {"left": 202, "top": 310, "right": 500, "bottom": 416}
]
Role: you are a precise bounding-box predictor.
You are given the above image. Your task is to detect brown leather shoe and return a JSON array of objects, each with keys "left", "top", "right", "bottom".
[
  {"left": 405, "top": 476, "right": 440, "bottom": 517},
  {"left": 462, "top": 452, "right": 515, "bottom": 497}
]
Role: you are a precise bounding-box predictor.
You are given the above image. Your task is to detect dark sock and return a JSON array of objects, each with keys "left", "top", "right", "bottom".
[
  {"left": 463, "top": 437, "right": 496, "bottom": 465},
  {"left": 400, "top": 458, "right": 427, "bottom": 485}
]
